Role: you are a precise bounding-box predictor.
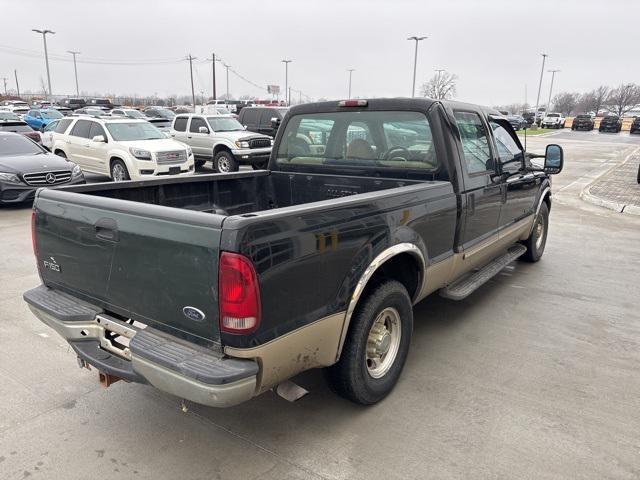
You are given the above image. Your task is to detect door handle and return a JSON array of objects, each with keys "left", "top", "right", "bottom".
[
  {"left": 187, "top": 136, "right": 192, "bottom": 139},
  {"left": 468, "top": 193, "right": 475, "bottom": 215},
  {"left": 95, "top": 218, "right": 119, "bottom": 242}
]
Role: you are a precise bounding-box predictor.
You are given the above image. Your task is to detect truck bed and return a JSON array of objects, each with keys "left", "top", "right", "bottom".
[{"left": 33, "top": 170, "right": 455, "bottom": 348}]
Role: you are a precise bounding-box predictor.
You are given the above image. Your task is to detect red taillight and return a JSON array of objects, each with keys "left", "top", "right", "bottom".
[
  {"left": 338, "top": 99, "right": 368, "bottom": 107},
  {"left": 218, "top": 252, "right": 261, "bottom": 334}
]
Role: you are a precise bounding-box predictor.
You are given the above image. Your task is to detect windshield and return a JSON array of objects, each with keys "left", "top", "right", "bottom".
[
  {"left": 207, "top": 117, "right": 244, "bottom": 131},
  {"left": 576, "top": 115, "right": 591, "bottom": 119},
  {"left": 94, "top": 99, "right": 111, "bottom": 105},
  {"left": 546, "top": 113, "right": 560, "bottom": 118},
  {"left": 153, "top": 108, "right": 175, "bottom": 119},
  {"left": 105, "top": 122, "right": 165, "bottom": 141},
  {"left": 215, "top": 108, "right": 232, "bottom": 115},
  {"left": 125, "top": 110, "right": 145, "bottom": 119},
  {"left": 0, "top": 112, "right": 20, "bottom": 121},
  {"left": 41, "top": 110, "right": 63, "bottom": 119},
  {"left": 276, "top": 110, "right": 438, "bottom": 173},
  {"left": 0, "top": 134, "right": 42, "bottom": 156}
]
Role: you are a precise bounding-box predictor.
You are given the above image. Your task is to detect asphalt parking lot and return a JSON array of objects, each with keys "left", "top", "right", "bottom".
[{"left": 1, "top": 131, "right": 640, "bottom": 479}]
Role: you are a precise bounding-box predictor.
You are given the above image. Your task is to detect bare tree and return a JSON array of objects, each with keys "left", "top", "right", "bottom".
[
  {"left": 605, "top": 84, "right": 640, "bottom": 117},
  {"left": 421, "top": 71, "right": 457, "bottom": 100},
  {"left": 576, "top": 86, "right": 609, "bottom": 115},
  {"left": 552, "top": 92, "right": 579, "bottom": 115}
]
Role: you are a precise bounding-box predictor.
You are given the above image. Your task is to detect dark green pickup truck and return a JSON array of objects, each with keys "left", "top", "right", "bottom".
[{"left": 24, "top": 98, "right": 563, "bottom": 407}]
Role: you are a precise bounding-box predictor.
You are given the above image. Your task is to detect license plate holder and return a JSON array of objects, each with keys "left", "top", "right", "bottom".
[{"left": 169, "top": 166, "right": 181, "bottom": 175}]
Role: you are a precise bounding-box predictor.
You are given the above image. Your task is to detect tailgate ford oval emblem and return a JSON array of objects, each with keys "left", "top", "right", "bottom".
[{"left": 183, "top": 306, "right": 206, "bottom": 322}]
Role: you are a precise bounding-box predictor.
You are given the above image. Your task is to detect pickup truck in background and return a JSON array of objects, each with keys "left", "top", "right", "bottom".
[
  {"left": 170, "top": 114, "right": 272, "bottom": 171},
  {"left": 541, "top": 112, "right": 566, "bottom": 129},
  {"left": 25, "top": 98, "right": 563, "bottom": 408}
]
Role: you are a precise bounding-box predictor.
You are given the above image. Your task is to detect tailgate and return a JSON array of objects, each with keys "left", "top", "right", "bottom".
[{"left": 33, "top": 189, "right": 224, "bottom": 344}]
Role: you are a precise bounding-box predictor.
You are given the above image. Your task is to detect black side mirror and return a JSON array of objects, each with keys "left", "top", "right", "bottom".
[
  {"left": 270, "top": 117, "right": 281, "bottom": 128},
  {"left": 544, "top": 144, "right": 563, "bottom": 174}
]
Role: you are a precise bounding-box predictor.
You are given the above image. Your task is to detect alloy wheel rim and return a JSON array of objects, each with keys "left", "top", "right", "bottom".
[
  {"left": 535, "top": 216, "right": 545, "bottom": 250},
  {"left": 112, "top": 164, "right": 126, "bottom": 182},
  {"left": 366, "top": 307, "right": 402, "bottom": 379},
  {"left": 218, "top": 157, "right": 230, "bottom": 172}
]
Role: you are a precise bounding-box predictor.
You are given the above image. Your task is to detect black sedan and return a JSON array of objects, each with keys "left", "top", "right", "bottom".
[
  {"left": 630, "top": 117, "right": 640, "bottom": 135},
  {"left": 0, "top": 132, "right": 85, "bottom": 205},
  {"left": 571, "top": 114, "right": 595, "bottom": 131},
  {"left": 599, "top": 115, "right": 622, "bottom": 133}
]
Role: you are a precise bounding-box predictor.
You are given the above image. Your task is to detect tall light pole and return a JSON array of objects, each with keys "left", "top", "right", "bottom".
[
  {"left": 534, "top": 53, "right": 548, "bottom": 122},
  {"left": 407, "top": 36, "right": 427, "bottom": 97},
  {"left": 347, "top": 68, "right": 355, "bottom": 98},
  {"left": 67, "top": 50, "right": 80, "bottom": 97},
  {"left": 32, "top": 29, "right": 55, "bottom": 101},
  {"left": 282, "top": 59, "right": 292, "bottom": 105},
  {"left": 547, "top": 69, "right": 560, "bottom": 112},
  {"left": 224, "top": 64, "right": 230, "bottom": 100},
  {"left": 211, "top": 53, "right": 217, "bottom": 100}
]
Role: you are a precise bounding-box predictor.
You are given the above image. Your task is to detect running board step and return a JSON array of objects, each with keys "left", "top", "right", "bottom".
[{"left": 439, "top": 244, "right": 527, "bottom": 301}]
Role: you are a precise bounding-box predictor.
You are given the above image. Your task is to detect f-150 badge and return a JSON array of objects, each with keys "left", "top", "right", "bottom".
[{"left": 43, "top": 257, "right": 61, "bottom": 272}]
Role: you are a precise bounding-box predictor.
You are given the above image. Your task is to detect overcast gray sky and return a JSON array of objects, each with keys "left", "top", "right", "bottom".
[{"left": 2, "top": 0, "right": 639, "bottom": 105}]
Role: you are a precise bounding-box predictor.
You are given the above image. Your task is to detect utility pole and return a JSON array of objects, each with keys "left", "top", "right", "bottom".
[
  {"left": 282, "top": 59, "right": 292, "bottom": 105},
  {"left": 187, "top": 54, "right": 197, "bottom": 108},
  {"left": 223, "top": 64, "right": 230, "bottom": 100},
  {"left": 14, "top": 70, "right": 20, "bottom": 97},
  {"left": 347, "top": 68, "right": 355, "bottom": 98},
  {"left": 1, "top": 77, "right": 7, "bottom": 96},
  {"left": 547, "top": 69, "right": 560, "bottom": 112},
  {"left": 407, "top": 36, "right": 427, "bottom": 97},
  {"left": 534, "top": 53, "right": 548, "bottom": 123},
  {"left": 211, "top": 53, "right": 217, "bottom": 101},
  {"left": 67, "top": 50, "right": 80, "bottom": 97},
  {"left": 32, "top": 29, "right": 55, "bottom": 101}
]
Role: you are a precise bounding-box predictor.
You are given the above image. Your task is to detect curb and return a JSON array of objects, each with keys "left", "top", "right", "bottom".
[{"left": 579, "top": 148, "right": 640, "bottom": 216}]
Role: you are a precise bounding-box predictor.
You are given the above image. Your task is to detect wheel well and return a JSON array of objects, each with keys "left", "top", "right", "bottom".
[
  {"left": 363, "top": 253, "right": 421, "bottom": 301},
  {"left": 53, "top": 149, "right": 65, "bottom": 156},
  {"left": 213, "top": 144, "right": 232, "bottom": 156},
  {"left": 109, "top": 157, "right": 124, "bottom": 169},
  {"left": 543, "top": 192, "right": 551, "bottom": 212}
]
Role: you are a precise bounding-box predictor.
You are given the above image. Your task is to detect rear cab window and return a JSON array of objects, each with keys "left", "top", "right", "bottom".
[
  {"left": 173, "top": 116, "right": 188, "bottom": 132},
  {"left": 275, "top": 110, "right": 440, "bottom": 179}
]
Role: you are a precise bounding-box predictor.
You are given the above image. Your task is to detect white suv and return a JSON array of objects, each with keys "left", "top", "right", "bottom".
[{"left": 52, "top": 116, "right": 195, "bottom": 181}]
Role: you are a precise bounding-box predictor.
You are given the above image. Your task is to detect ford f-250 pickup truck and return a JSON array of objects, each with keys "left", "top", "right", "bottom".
[{"left": 24, "top": 98, "right": 563, "bottom": 407}]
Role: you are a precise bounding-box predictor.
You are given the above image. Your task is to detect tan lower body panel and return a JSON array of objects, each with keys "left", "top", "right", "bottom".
[
  {"left": 417, "top": 215, "right": 535, "bottom": 301},
  {"left": 225, "top": 312, "right": 346, "bottom": 393}
]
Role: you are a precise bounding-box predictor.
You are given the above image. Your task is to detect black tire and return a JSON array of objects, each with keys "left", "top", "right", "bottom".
[
  {"left": 55, "top": 150, "right": 66, "bottom": 159},
  {"left": 326, "top": 280, "right": 413, "bottom": 405},
  {"left": 110, "top": 159, "right": 130, "bottom": 182},
  {"left": 521, "top": 202, "right": 549, "bottom": 262},
  {"left": 213, "top": 150, "right": 239, "bottom": 173},
  {"left": 195, "top": 159, "right": 207, "bottom": 168}
]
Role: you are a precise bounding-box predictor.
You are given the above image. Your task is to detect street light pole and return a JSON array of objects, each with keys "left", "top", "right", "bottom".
[
  {"left": 407, "top": 36, "right": 427, "bottom": 97},
  {"left": 534, "top": 53, "right": 548, "bottom": 123},
  {"left": 282, "top": 60, "right": 292, "bottom": 105},
  {"left": 32, "top": 29, "right": 55, "bottom": 101},
  {"left": 347, "top": 68, "right": 355, "bottom": 98},
  {"left": 67, "top": 50, "right": 80, "bottom": 97},
  {"left": 211, "top": 53, "right": 217, "bottom": 101},
  {"left": 547, "top": 69, "right": 560, "bottom": 112}
]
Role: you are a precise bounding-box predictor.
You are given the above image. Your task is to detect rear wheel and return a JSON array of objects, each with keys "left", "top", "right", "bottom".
[
  {"left": 522, "top": 202, "right": 549, "bottom": 262},
  {"left": 110, "top": 159, "right": 130, "bottom": 182},
  {"left": 214, "top": 150, "right": 239, "bottom": 173},
  {"left": 326, "top": 280, "right": 413, "bottom": 405}
]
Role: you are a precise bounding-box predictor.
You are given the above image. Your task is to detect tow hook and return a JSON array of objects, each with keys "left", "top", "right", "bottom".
[{"left": 99, "top": 371, "right": 122, "bottom": 388}]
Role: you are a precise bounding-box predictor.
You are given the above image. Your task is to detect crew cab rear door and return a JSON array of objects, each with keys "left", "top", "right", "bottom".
[{"left": 450, "top": 109, "right": 502, "bottom": 250}]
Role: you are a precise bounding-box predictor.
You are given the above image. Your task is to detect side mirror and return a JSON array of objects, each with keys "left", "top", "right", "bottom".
[
  {"left": 544, "top": 144, "right": 563, "bottom": 174},
  {"left": 198, "top": 126, "right": 209, "bottom": 134},
  {"left": 92, "top": 135, "right": 106, "bottom": 143},
  {"left": 270, "top": 117, "right": 281, "bottom": 128}
]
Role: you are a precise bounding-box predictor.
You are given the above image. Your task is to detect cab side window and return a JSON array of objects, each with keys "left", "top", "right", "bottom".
[
  {"left": 489, "top": 121, "right": 522, "bottom": 166},
  {"left": 55, "top": 118, "right": 73, "bottom": 134},
  {"left": 88, "top": 122, "right": 107, "bottom": 141},
  {"left": 189, "top": 117, "right": 207, "bottom": 133},
  {"left": 173, "top": 117, "right": 188, "bottom": 132},
  {"left": 453, "top": 111, "right": 493, "bottom": 174},
  {"left": 242, "top": 109, "right": 259, "bottom": 126},
  {"left": 70, "top": 120, "right": 92, "bottom": 138}
]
